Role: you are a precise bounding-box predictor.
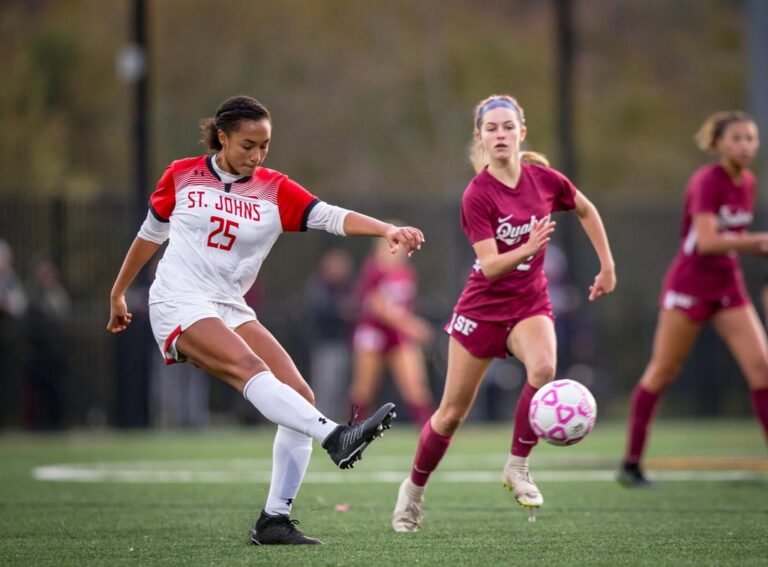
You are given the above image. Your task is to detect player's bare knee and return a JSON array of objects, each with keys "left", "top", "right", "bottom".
[{"left": 527, "top": 361, "right": 556, "bottom": 386}]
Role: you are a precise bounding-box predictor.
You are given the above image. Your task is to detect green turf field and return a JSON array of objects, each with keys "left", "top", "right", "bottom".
[{"left": 1, "top": 420, "right": 766, "bottom": 566}]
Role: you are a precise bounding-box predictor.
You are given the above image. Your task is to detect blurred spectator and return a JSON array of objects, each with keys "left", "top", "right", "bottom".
[
  {"left": 0, "top": 240, "right": 27, "bottom": 318},
  {"left": 303, "top": 247, "right": 356, "bottom": 421},
  {"left": 543, "top": 242, "right": 588, "bottom": 371},
  {"left": 0, "top": 239, "right": 28, "bottom": 426},
  {"left": 243, "top": 275, "right": 267, "bottom": 314},
  {"left": 22, "top": 255, "right": 70, "bottom": 429},
  {"left": 349, "top": 236, "right": 434, "bottom": 426}
]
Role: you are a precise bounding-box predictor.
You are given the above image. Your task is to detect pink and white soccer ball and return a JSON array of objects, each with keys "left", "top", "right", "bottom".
[{"left": 528, "top": 379, "right": 597, "bottom": 446}]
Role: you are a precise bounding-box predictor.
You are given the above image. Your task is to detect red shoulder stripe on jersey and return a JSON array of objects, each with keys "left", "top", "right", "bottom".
[
  {"left": 148, "top": 202, "right": 169, "bottom": 223},
  {"left": 149, "top": 165, "right": 176, "bottom": 221},
  {"left": 277, "top": 177, "right": 318, "bottom": 232}
]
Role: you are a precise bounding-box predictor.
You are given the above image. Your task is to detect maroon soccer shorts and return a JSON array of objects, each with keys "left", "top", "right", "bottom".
[
  {"left": 353, "top": 323, "right": 407, "bottom": 354},
  {"left": 444, "top": 300, "right": 555, "bottom": 359},
  {"left": 660, "top": 287, "right": 750, "bottom": 323}
]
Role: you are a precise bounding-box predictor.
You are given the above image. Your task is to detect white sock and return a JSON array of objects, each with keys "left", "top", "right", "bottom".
[
  {"left": 404, "top": 477, "right": 425, "bottom": 499},
  {"left": 506, "top": 454, "right": 529, "bottom": 469},
  {"left": 264, "top": 426, "right": 313, "bottom": 516},
  {"left": 242, "top": 371, "right": 338, "bottom": 442}
]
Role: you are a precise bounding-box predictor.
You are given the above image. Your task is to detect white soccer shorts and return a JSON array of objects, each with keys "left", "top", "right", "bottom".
[{"left": 149, "top": 299, "right": 257, "bottom": 364}]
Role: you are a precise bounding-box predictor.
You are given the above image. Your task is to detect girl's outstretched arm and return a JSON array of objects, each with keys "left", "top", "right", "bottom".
[{"left": 572, "top": 190, "right": 616, "bottom": 301}]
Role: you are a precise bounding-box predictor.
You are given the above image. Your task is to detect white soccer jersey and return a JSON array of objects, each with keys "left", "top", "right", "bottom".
[{"left": 144, "top": 154, "right": 319, "bottom": 307}]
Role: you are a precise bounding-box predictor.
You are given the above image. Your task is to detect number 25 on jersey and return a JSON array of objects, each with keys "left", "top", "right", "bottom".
[{"left": 207, "top": 216, "right": 238, "bottom": 251}]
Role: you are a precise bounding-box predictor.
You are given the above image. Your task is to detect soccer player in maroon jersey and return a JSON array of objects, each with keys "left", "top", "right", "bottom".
[
  {"left": 106, "top": 95, "right": 424, "bottom": 545},
  {"left": 349, "top": 235, "right": 435, "bottom": 427},
  {"left": 391, "top": 94, "right": 616, "bottom": 532},
  {"left": 619, "top": 111, "right": 768, "bottom": 487}
]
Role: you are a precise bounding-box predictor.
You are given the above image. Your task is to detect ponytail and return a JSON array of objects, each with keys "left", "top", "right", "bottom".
[{"left": 521, "top": 151, "right": 550, "bottom": 167}]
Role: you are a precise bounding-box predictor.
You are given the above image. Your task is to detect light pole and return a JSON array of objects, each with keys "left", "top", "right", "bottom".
[
  {"left": 117, "top": 0, "right": 149, "bottom": 236},
  {"left": 748, "top": 0, "right": 768, "bottom": 210}
]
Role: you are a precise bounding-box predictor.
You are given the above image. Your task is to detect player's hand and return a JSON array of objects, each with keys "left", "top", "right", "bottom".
[
  {"left": 107, "top": 295, "right": 133, "bottom": 333},
  {"left": 589, "top": 267, "right": 616, "bottom": 301},
  {"left": 384, "top": 225, "right": 425, "bottom": 257},
  {"left": 523, "top": 217, "right": 556, "bottom": 257}
]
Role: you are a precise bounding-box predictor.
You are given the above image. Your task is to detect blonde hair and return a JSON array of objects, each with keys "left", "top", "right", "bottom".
[
  {"left": 469, "top": 94, "right": 549, "bottom": 173},
  {"left": 694, "top": 110, "right": 754, "bottom": 153}
]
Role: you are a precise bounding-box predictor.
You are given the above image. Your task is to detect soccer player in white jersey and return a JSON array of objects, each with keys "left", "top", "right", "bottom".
[{"left": 107, "top": 95, "right": 425, "bottom": 545}]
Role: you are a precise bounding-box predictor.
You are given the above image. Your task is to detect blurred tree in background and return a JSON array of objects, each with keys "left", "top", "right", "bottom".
[
  {"left": 0, "top": 0, "right": 748, "bottom": 202},
  {"left": 578, "top": 0, "right": 748, "bottom": 204},
  {"left": 0, "top": 1, "right": 130, "bottom": 197}
]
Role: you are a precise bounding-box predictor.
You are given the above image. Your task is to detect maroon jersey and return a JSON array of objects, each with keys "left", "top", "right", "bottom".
[
  {"left": 454, "top": 163, "right": 577, "bottom": 322},
  {"left": 663, "top": 163, "right": 755, "bottom": 300},
  {"left": 356, "top": 256, "right": 417, "bottom": 330}
]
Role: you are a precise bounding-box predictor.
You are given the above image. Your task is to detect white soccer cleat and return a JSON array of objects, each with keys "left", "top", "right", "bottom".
[
  {"left": 502, "top": 458, "right": 543, "bottom": 508},
  {"left": 392, "top": 478, "right": 424, "bottom": 533}
]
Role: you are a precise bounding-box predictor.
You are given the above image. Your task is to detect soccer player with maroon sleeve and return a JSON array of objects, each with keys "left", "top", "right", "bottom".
[
  {"left": 106, "top": 96, "right": 425, "bottom": 545},
  {"left": 392, "top": 94, "right": 616, "bottom": 532},
  {"left": 620, "top": 111, "right": 768, "bottom": 487},
  {"left": 349, "top": 237, "right": 435, "bottom": 427}
]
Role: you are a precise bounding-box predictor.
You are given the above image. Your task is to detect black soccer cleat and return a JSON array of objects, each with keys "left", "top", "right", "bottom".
[
  {"left": 617, "top": 461, "right": 653, "bottom": 488},
  {"left": 250, "top": 510, "right": 324, "bottom": 545},
  {"left": 322, "top": 402, "right": 396, "bottom": 469}
]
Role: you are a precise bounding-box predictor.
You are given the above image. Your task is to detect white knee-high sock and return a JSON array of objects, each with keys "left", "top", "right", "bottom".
[
  {"left": 264, "top": 426, "right": 313, "bottom": 516},
  {"left": 242, "top": 371, "right": 338, "bottom": 442}
]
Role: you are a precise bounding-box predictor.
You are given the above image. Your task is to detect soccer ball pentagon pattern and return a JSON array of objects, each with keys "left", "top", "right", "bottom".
[{"left": 528, "top": 379, "right": 597, "bottom": 446}]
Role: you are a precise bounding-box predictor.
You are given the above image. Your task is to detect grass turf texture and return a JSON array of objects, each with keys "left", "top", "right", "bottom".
[{"left": 1, "top": 420, "right": 766, "bottom": 566}]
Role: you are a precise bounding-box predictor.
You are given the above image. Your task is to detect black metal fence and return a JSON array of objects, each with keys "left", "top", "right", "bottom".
[{"left": 1, "top": 195, "right": 765, "bottom": 428}]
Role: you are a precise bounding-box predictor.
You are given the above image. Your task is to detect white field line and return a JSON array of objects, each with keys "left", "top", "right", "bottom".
[
  {"left": 32, "top": 459, "right": 768, "bottom": 484},
  {"left": 27, "top": 452, "right": 765, "bottom": 471}
]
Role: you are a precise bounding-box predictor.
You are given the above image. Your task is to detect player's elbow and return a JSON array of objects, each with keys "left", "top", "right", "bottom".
[{"left": 479, "top": 262, "right": 502, "bottom": 280}]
